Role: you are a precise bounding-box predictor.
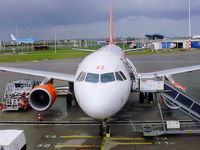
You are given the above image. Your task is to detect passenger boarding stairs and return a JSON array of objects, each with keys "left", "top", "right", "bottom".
[{"left": 163, "top": 81, "right": 200, "bottom": 121}]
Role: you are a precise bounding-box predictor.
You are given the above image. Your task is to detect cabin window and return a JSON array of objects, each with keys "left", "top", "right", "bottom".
[
  {"left": 85, "top": 73, "right": 99, "bottom": 83},
  {"left": 101, "top": 72, "right": 115, "bottom": 83}
]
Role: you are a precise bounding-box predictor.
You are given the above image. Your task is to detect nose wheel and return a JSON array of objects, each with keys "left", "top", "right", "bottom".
[{"left": 99, "top": 119, "right": 110, "bottom": 137}]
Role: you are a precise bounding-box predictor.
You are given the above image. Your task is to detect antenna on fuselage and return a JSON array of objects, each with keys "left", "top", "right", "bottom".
[{"left": 109, "top": 3, "right": 115, "bottom": 45}]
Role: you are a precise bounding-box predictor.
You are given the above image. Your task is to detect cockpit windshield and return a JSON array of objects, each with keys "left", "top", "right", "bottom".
[
  {"left": 77, "top": 71, "right": 127, "bottom": 83},
  {"left": 76, "top": 72, "right": 86, "bottom": 81},
  {"left": 115, "top": 72, "right": 123, "bottom": 81},
  {"left": 85, "top": 73, "right": 99, "bottom": 83},
  {"left": 119, "top": 71, "right": 127, "bottom": 80},
  {"left": 101, "top": 72, "right": 115, "bottom": 83}
]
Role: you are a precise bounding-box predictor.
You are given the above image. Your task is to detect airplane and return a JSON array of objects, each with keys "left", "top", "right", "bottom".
[
  {"left": 0, "top": 4, "right": 200, "bottom": 135},
  {"left": 11, "top": 34, "right": 35, "bottom": 44}
]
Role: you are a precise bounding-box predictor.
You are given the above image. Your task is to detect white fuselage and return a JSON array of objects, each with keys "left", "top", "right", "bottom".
[{"left": 74, "top": 44, "right": 133, "bottom": 120}]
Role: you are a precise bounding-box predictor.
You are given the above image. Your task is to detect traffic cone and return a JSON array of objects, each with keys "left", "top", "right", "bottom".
[{"left": 37, "top": 112, "right": 43, "bottom": 121}]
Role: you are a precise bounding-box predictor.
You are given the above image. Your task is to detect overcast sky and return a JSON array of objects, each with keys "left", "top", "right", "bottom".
[{"left": 0, "top": 0, "right": 200, "bottom": 41}]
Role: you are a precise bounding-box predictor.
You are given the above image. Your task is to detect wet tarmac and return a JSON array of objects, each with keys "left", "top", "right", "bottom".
[{"left": 0, "top": 50, "right": 200, "bottom": 150}]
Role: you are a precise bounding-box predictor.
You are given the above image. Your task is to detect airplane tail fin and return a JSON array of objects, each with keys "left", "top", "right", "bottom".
[
  {"left": 109, "top": 3, "right": 114, "bottom": 45},
  {"left": 11, "top": 34, "right": 16, "bottom": 41}
]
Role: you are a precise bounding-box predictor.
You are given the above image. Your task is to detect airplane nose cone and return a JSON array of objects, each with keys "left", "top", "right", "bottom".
[
  {"left": 86, "top": 96, "right": 114, "bottom": 119},
  {"left": 80, "top": 93, "right": 119, "bottom": 119},
  {"left": 75, "top": 84, "right": 130, "bottom": 120}
]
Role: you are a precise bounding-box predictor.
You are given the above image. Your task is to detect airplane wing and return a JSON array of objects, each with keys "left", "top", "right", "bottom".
[
  {"left": 124, "top": 48, "right": 145, "bottom": 53},
  {"left": 72, "top": 48, "right": 95, "bottom": 52},
  {"left": 139, "top": 65, "right": 200, "bottom": 77},
  {"left": 73, "top": 47, "right": 145, "bottom": 53},
  {"left": 0, "top": 66, "right": 75, "bottom": 82}
]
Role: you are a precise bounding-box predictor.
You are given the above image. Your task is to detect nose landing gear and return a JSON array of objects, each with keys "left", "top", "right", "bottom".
[{"left": 99, "top": 119, "right": 110, "bottom": 137}]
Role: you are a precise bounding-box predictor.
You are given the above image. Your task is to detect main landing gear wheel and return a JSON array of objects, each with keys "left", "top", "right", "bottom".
[
  {"left": 139, "top": 92, "right": 145, "bottom": 103},
  {"left": 66, "top": 93, "right": 73, "bottom": 107},
  {"left": 148, "top": 93, "right": 154, "bottom": 104},
  {"left": 139, "top": 92, "right": 154, "bottom": 104}
]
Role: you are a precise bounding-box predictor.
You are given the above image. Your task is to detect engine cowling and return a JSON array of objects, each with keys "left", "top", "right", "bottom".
[
  {"left": 170, "top": 82, "right": 187, "bottom": 92},
  {"left": 29, "top": 83, "right": 57, "bottom": 111},
  {"left": 165, "top": 75, "right": 187, "bottom": 91}
]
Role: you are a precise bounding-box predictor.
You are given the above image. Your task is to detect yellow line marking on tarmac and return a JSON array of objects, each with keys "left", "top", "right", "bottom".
[
  {"left": 107, "top": 138, "right": 146, "bottom": 140},
  {"left": 54, "top": 145, "right": 101, "bottom": 148},
  {"left": 109, "top": 142, "right": 153, "bottom": 145},
  {"left": 59, "top": 136, "right": 100, "bottom": 139},
  {"left": 57, "top": 136, "right": 151, "bottom": 149},
  {"left": 100, "top": 145, "right": 105, "bottom": 150},
  {"left": 54, "top": 143, "right": 152, "bottom": 149},
  {"left": 59, "top": 136, "right": 145, "bottom": 140}
]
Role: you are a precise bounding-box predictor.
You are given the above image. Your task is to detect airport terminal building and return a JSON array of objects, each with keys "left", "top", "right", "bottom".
[
  {"left": 144, "top": 34, "right": 200, "bottom": 49},
  {"left": 153, "top": 39, "right": 200, "bottom": 49}
]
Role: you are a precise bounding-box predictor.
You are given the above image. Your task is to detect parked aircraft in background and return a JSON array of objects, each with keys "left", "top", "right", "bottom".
[
  {"left": 11, "top": 34, "right": 35, "bottom": 44},
  {"left": 0, "top": 4, "right": 200, "bottom": 135}
]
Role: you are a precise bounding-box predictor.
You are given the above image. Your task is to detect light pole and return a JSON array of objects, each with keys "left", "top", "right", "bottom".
[
  {"left": 16, "top": 24, "right": 19, "bottom": 53},
  {"left": 54, "top": 29, "right": 57, "bottom": 54},
  {"left": 16, "top": 24, "right": 18, "bottom": 39},
  {"left": 188, "top": 0, "right": 192, "bottom": 49},
  {"left": 0, "top": 41, "right": 1, "bottom": 54}
]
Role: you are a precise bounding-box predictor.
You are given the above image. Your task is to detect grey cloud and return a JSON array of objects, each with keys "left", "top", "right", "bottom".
[{"left": 0, "top": 0, "right": 199, "bottom": 40}]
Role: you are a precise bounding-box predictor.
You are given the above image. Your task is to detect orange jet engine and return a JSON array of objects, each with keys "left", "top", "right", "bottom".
[{"left": 29, "top": 83, "right": 57, "bottom": 111}]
